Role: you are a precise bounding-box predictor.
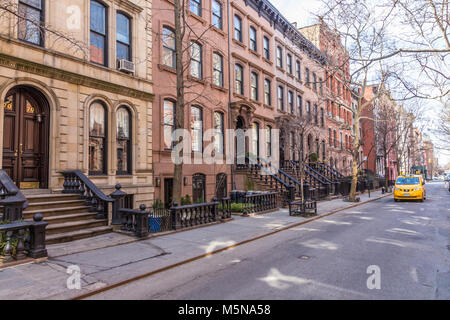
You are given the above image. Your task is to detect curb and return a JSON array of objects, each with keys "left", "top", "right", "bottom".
[{"left": 71, "top": 192, "right": 392, "bottom": 300}]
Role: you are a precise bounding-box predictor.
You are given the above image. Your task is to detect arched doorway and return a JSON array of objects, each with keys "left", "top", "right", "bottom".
[{"left": 2, "top": 86, "right": 50, "bottom": 189}]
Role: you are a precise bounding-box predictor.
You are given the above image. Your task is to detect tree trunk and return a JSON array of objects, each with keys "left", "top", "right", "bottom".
[
  {"left": 172, "top": 0, "right": 185, "bottom": 204},
  {"left": 349, "top": 147, "right": 359, "bottom": 201}
]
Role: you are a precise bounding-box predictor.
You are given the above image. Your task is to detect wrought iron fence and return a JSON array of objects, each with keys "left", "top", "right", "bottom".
[
  {"left": 288, "top": 199, "right": 317, "bottom": 216},
  {"left": 243, "top": 192, "right": 278, "bottom": 216},
  {"left": 149, "top": 208, "right": 171, "bottom": 233}
]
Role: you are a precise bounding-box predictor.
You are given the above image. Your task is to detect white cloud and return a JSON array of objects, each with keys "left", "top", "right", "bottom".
[{"left": 269, "top": 0, "right": 322, "bottom": 27}]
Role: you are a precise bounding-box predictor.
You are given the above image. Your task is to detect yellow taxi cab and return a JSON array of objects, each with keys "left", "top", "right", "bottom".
[{"left": 394, "top": 175, "right": 426, "bottom": 202}]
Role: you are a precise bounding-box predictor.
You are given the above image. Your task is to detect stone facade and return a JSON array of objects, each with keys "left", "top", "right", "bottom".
[{"left": 0, "top": 0, "right": 154, "bottom": 208}]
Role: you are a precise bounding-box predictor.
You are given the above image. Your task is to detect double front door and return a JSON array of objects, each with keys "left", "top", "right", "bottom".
[{"left": 2, "top": 87, "right": 49, "bottom": 189}]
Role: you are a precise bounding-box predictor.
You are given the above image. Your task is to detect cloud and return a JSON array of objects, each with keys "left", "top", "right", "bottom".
[{"left": 270, "top": 0, "right": 322, "bottom": 27}]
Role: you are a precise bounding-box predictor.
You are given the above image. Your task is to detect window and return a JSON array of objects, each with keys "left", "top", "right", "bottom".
[
  {"left": 163, "top": 99, "right": 175, "bottom": 150},
  {"left": 192, "top": 174, "right": 206, "bottom": 203},
  {"left": 214, "top": 112, "right": 225, "bottom": 154},
  {"left": 264, "top": 79, "right": 271, "bottom": 106},
  {"left": 313, "top": 73, "right": 317, "bottom": 90},
  {"left": 315, "top": 138, "right": 319, "bottom": 155},
  {"left": 212, "top": 52, "right": 224, "bottom": 87},
  {"left": 251, "top": 122, "right": 260, "bottom": 157},
  {"left": 276, "top": 47, "right": 283, "bottom": 68},
  {"left": 329, "top": 128, "right": 332, "bottom": 146},
  {"left": 345, "top": 135, "right": 348, "bottom": 150},
  {"left": 314, "top": 104, "right": 318, "bottom": 124},
  {"left": 190, "top": 41, "right": 202, "bottom": 78},
  {"left": 249, "top": 26, "right": 257, "bottom": 51},
  {"left": 162, "top": 27, "right": 176, "bottom": 68},
  {"left": 340, "top": 132, "right": 343, "bottom": 149},
  {"left": 321, "top": 141, "right": 326, "bottom": 160},
  {"left": 191, "top": 106, "right": 203, "bottom": 153},
  {"left": 297, "top": 95, "right": 303, "bottom": 117},
  {"left": 306, "top": 101, "right": 311, "bottom": 121},
  {"left": 90, "top": 1, "right": 107, "bottom": 66},
  {"left": 234, "top": 15, "right": 242, "bottom": 42},
  {"left": 89, "top": 101, "right": 107, "bottom": 174},
  {"left": 287, "top": 54, "right": 293, "bottom": 74},
  {"left": 263, "top": 36, "right": 270, "bottom": 59},
  {"left": 319, "top": 77, "right": 323, "bottom": 94},
  {"left": 266, "top": 126, "right": 272, "bottom": 157},
  {"left": 333, "top": 130, "right": 337, "bottom": 148},
  {"left": 251, "top": 72, "right": 258, "bottom": 101},
  {"left": 212, "top": 0, "right": 222, "bottom": 29},
  {"left": 305, "top": 68, "right": 310, "bottom": 85},
  {"left": 117, "top": 107, "right": 131, "bottom": 174},
  {"left": 190, "top": 0, "right": 202, "bottom": 16},
  {"left": 320, "top": 108, "right": 324, "bottom": 127},
  {"left": 288, "top": 91, "right": 294, "bottom": 114},
  {"left": 278, "top": 86, "right": 284, "bottom": 111},
  {"left": 18, "top": 0, "right": 43, "bottom": 46},
  {"left": 296, "top": 60, "right": 301, "bottom": 80},
  {"left": 235, "top": 64, "right": 244, "bottom": 95},
  {"left": 116, "top": 13, "right": 131, "bottom": 61},
  {"left": 290, "top": 132, "right": 295, "bottom": 160}
]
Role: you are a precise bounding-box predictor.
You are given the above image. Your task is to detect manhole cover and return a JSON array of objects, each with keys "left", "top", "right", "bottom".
[{"left": 298, "top": 255, "right": 310, "bottom": 260}]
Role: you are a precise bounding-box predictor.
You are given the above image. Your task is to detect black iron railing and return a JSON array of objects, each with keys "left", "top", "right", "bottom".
[
  {"left": 243, "top": 192, "right": 278, "bottom": 216},
  {"left": 170, "top": 201, "right": 219, "bottom": 230},
  {"left": 289, "top": 199, "right": 317, "bottom": 216},
  {"left": 62, "top": 170, "right": 114, "bottom": 220},
  {"left": 218, "top": 197, "right": 232, "bottom": 220},
  {"left": 120, "top": 204, "right": 150, "bottom": 238},
  {"left": 0, "top": 170, "right": 28, "bottom": 222},
  {"left": 0, "top": 213, "right": 48, "bottom": 262}
]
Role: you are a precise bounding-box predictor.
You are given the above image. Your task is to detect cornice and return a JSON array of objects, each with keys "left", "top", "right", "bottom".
[
  {"left": 115, "top": 0, "right": 144, "bottom": 14},
  {"left": 0, "top": 53, "right": 154, "bottom": 102}
]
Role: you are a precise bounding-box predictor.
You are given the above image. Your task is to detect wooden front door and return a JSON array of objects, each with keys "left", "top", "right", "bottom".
[{"left": 2, "top": 87, "right": 49, "bottom": 189}]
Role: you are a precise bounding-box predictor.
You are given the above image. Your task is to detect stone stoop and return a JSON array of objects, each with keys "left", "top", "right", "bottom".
[{"left": 23, "top": 194, "right": 113, "bottom": 245}]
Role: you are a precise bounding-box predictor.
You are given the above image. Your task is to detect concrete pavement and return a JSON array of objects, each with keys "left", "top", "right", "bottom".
[{"left": 0, "top": 187, "right": 421, "bottom": 300}]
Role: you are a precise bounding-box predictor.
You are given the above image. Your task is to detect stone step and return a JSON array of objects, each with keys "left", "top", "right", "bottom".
[
  {"left": 34, "top": 212, "right": 98, "bottom": 225},
  {"left": 45, "top": 219, "right": 108, "bottom": 235},
  {"left": 23, "top": 206, "right": 93, "bottom": 219},
  {"left": 46, "top": 226, "right": 113, "bottom": 245},
  {"left": 25, "top": 199, "right": 87, "bottom": 211},
  {"left": 26, "top": 193, "right": 81, "bottom": 204}
]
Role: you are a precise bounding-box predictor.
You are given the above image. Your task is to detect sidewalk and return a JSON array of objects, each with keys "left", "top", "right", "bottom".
[{"left": 0, "top": 190, "right": 390, "bottom": 300}]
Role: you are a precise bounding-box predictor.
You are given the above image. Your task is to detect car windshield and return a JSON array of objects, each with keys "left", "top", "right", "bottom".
[{"left": 396, "top": 177, "right": 420, "bottom": 185}]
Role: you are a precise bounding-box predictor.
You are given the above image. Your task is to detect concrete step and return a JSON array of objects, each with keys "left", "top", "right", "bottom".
[
  {"left": 46, "top": 226, "right": 113, "bottom": 245},
  {"left": 45, "top": 219, "right": 108, "bottom": 235},
  {"left": 23, "top": 206, "right": 93, "bottom": 219},
  {"left": 35, "top": 212, "right": 98, "bottom": 225}
]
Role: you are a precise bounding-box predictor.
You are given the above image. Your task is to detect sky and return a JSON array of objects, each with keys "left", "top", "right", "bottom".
[{"left": 270, "top": 0, "right": 450, "bottom": 168}]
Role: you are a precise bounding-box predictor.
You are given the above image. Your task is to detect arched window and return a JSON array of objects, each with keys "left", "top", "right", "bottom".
[
  {"left": 278, "top": 86, "right": 284, "bottom": 111},
  {"left": 235, "top": 64, "right": 244, "bottom": 95},
  {"left": 276, "top": 46, "right": 283, "bottom": 68},
  {"left": 89, "top": 101, "right": 107, "bottom": 174},
  {"left": 191, "top": 106, "right": 203, "bottom": 153},
  {"left": 116, "top": 12, "right": 131, "bottom": 61},
  {"left": 264, "top": 79, "right": 271, "bottom": 106},
  {"left": 117, "top": 107, "right": 132, "bottom": 174},
  {"left": 192, "top": 173, "right": 206, "bottom": 203},
  {"left": 162, "top": 27, "right": 176, "bottom": 68},
  {"left": 90, "top": 1, "right": 108, "bottom": 66}
]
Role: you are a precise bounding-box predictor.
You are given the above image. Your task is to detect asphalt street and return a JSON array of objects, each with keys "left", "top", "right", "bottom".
[{"left": 88, "top": 182, "right": 450, "bottom": 300}]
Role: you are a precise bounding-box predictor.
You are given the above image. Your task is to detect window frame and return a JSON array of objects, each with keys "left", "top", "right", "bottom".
[
  {"left": 214, "top": 111, "right": 225, "bottom": 155},
  {"left": 191, "top": 105, "right": 203, "bottom": 153},
  {"left": 90, "top": 0, "right": 108, "bottom": 67},
  {"left": 249, "top": 26, "right": 257, "bottom": 51},
  {"left": 264, "top": 78, "right": 272, "bottom": 106},
  {"left": 163, "top": 99, "right": 176, "bottom": 150},
  {"left": 116, "top": 106, "right": 132, "bottom": 175},
  {"left": 18, "top": 0, "right": 45, "bottom": 46},
  {"left": 250, "top": 72, "right": 259, "bottom": 101},
  {"left": 287, "top": 54, "right": 293, "bottom": 74},
  {"left": 190, "top": 41, "right": 203, "bottom": 79},
  {"left": 277, "top": 85, "right": 284, "bottom": 111},
  {"left": 263, "top": 36, "right": 270, "bottom": 59},
  {"left": 276, "top": 46, "right": 283, "bottom": 68},
  {"left": 235, "top": 64, "right": 244, "bottom": 95},
  {"left": 190, "top": 0, "right": 202, "bottom": 17},
  {"left": 116, "top": 11, "right": 132, "bottom": 62},
  {"left": 234, "top": 15, "right": 242, "bottom": 42},
  {"left": 89, "top": 100, "right": 108, "bottom": 175},
  {"left": 211, "top": 0, "right": 223, "bottom": 29},
  {"left": 162, "top": 26, "right": 176, "bottom": 68},
  {"left": 212, "top": 52, "right": 224, "bottom": 87}
]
